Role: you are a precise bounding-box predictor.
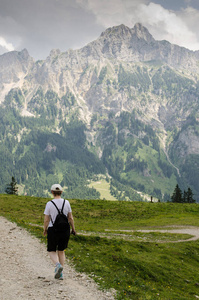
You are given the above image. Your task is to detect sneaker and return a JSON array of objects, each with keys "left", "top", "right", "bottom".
[
  {"left": 54, "top": 263, "right": 63, "bottom": 279},
  {"left": 58, "top": 272, "right": 63, "bottom": 280}
]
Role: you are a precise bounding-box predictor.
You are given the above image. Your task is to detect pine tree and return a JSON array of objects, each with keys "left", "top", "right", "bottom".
[
  {"left": 171, "top": 184, "right": 182, "bottom": 203},
  {"left": 171, "top": 185, "right": 196, "bottom": 203},
  {"left": 5, "top": 176, "right": 18, "bottom": 195},
  {"left": 183, "top": 190, "right": 188, "bottom": 203},
  {"left": 186, "top": 187, "right": 196, "bottom": 203}
]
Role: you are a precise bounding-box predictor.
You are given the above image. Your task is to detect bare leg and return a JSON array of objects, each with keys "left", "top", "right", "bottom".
[
  {"left": 49, "top": 251, "right": 59, "bottom": 265},
  {"left": 58, "top": 251, "right": 65, "bottom": 266},
  {"left": 49, "top": 251, "right": 63, "bottom": 279}
]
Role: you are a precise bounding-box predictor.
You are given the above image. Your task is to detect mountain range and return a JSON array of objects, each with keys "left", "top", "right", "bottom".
[{"left": 1, "top": 23, "right": 199, "bottom": 201}]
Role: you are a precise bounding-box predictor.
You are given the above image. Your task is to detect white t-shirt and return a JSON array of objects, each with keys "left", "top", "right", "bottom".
[{"left": 44, "top": 198, "right": 72, "bottom": 228}]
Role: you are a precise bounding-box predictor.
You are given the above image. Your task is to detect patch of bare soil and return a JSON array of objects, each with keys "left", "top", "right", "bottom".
[{"left": 0, "top": 216, "right": 115, "bottom": 300}]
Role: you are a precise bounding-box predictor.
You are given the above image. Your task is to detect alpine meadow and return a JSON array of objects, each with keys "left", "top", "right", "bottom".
[{"left": 1, "top": 194, "right": 199, "bottom": 299}]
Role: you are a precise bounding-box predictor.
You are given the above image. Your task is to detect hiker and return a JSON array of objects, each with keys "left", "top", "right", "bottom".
[{"left": 43, "top": 184, "right": 76, "bottom": 280}]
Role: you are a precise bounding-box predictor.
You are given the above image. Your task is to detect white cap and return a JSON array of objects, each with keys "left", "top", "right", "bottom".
[{"left": 51, "top": 184, "right": 63, "bottom": 192}]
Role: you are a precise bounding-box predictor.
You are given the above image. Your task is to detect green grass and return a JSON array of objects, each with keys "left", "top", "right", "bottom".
[
  {"left": 103, "top": 230, "right": 193, "bottom": 242},
  {"left": 135, "top": 145, "right": 177, "bottom": 195},
  {"left": 88, "top": 179, "right": 117, "bottom": 200},
  {"left": 1, "top": 194, "right": 199, "bottom": 299}
]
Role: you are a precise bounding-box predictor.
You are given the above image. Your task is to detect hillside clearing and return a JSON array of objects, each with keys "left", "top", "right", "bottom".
[{"left": 88, "top": 179, "right": 117, "bottom": 201}]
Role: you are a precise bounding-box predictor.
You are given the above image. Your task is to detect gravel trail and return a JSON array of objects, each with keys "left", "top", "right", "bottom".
[{"left": 0, "top": 216, "right": 115, "bottom": 300}]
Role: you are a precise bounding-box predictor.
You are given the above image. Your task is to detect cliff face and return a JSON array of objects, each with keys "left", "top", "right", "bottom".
[
  {"left": 18, "top": 23, "right": 197, "bottom": 125},
  {"left": 1, "top": 23, "right": 199, "bottom": 200},
  {"left": 0, "top": 49, "right": 34, "bottom": 104},
  {"left": 0, "top": 49, "right": 33, "bottom": 86},
  {"left": 1, "top": 23, "right": 198, "bottom": 98}
]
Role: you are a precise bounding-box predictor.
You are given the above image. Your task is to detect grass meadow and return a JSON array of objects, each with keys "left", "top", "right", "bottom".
[
  {"left": 88, "top": 178, "right": 117, "bottom": 201},
  {"left": 1, "top": 194, "right": 199, "bottom": 299}
]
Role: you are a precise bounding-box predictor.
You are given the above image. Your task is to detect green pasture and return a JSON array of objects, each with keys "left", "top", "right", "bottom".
[
  {"left": 88, "top": 179, "right": 117, "bottom": 201},
  {"left": 1, "top": 194, "right": 199, "bottom": 299}
]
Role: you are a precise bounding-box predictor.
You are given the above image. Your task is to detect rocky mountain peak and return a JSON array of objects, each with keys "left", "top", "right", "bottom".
[
  {"left": 78, "top": 23, "right": 160, "bottom": 62},
  {"left": 132, "top": 23, "right": 155, "bottom": 43},
  {"left": 99, "top": 23, "right": 153, "bottom": 44},
  {"left": 99, "top": 23, "right": 154, "bottom": 43},
  {"left": 0, "top": 49, "right": 34, "bottom": 90},
  {"left": 0, "top": 48, "right": 31, "bottom": 67},
  {"left": 100, "top": 24, "right": 132, "bottom": 39},
  {"left": 49, "top": 48, "right": 61, "bottom": 58},
  {"left": 18, "top": 48, "right": 31, "bottom": 60}
]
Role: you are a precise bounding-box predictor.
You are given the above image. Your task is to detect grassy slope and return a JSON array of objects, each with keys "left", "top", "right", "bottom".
[
  {"left": 88, "top": 179, "right": 117, "bottom": 201},
  {"left": 121, "top": 145, "right": 177, "bottom": 197},
  {"left": 1, "top": 194, "right": 199, "bottom": 299}
]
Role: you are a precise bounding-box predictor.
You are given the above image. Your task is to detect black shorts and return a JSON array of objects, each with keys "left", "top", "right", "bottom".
[{"left": 47, "top": 227, "right": 70, "bottom": 252}]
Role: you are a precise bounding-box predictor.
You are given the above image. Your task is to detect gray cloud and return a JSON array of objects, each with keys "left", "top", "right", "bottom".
[
  {"left": 77, "top": 0, "right": 199, "bottom": 50},
  {"left": 0, "top": 0, "right": 199, "bottom": 60},
  {"left": 0, "top": 36, "right": 14, "bottom": 51},
  {"left": 0, "top": 0, "right": 103, "bottom": 59}
]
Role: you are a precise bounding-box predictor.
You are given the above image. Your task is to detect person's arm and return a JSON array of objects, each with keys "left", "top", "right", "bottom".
[
  {"left": 43, "top": 214, "right": 50, "bottom": 236},
  {"left": 67, "top": 212, "right": 76, "bottom": 235}
]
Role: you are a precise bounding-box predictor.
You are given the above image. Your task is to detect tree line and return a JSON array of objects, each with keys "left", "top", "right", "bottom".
[{"left": 171, "top": 184, "right": 196, "bottom": 203}]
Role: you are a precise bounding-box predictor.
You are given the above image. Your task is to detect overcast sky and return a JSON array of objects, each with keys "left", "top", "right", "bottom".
[{"left": 0, "top": 0, "right": 199, "bottom": 60}]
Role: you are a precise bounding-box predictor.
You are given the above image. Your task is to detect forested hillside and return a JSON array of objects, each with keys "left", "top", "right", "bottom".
[{"left": 0, "top": 103, "right": 105, "bottom": 198}]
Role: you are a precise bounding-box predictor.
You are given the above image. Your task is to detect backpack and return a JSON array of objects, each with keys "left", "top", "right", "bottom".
[{"left": 51, "top": 199, "right": 70, "bottom": 232}]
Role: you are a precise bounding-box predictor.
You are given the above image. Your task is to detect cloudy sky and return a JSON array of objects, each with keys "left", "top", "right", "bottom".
[{"left": 0, "top": 0, "right": 199, "bottom": 60}]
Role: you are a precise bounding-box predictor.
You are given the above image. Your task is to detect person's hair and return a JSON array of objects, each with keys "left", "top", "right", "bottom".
[{"left": 51, "top": 190, "right": 62, "bottom": 196}]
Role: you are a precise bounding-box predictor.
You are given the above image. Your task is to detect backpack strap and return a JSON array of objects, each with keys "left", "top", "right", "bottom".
[
  {"left": 50, "top": 199, "right": 66, "bottom": 225},
  {"left": 61, "top": 199, "right": 65, "bottom": 214},
  {"left": 51, "top": 200, "right": 60, "bottom": 214}
]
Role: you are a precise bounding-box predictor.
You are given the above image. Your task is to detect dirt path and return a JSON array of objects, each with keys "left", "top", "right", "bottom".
[
  {"left": 135, "top": 226, "right": 199, "bottom": 243},
  {"left": 83, "top": 226, "right": 199, "bottom": 243},
  {"left": 0, "top": 216, "right": 115, "bottom": 300},
  {"left": 105, "top": 226, "right": 199, "bottom": 243}
]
